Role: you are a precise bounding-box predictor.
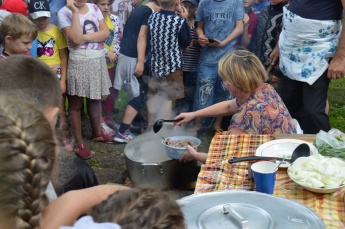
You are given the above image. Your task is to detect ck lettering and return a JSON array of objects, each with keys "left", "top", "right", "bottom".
[{"left": 34, "top": 1, "right": 46, "bottom": 10}]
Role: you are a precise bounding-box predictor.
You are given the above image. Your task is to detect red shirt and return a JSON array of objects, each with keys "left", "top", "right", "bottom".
[
  {"left": 235, "top": 8, "right": 259, "bottom": 48},
  {"left": 247, "top": 9, "right": 259, "bottom": 35}
]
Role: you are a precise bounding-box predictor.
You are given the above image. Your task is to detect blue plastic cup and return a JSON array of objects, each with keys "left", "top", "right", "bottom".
[{"left": 251, "top": 161, "right": 278, "bottom": 194}]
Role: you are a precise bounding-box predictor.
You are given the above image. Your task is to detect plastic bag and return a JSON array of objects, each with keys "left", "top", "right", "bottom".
[{"left": 314, "top": 128, "right": 345, "bottom": 159}]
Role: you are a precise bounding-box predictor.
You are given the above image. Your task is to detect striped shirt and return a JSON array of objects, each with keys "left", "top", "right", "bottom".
[
  {"left": 182, "top": 23, "right": 200, "bottom": 72},
  {"left": 148, "top": 10, "right": 191, "bottom": 77}
]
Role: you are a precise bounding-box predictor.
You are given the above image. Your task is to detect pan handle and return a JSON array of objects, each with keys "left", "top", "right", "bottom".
[
  {"left": 228, "top": 156, "right": 277, "bottom": 164},
  {"left": 222, "top": 204, "right": 249, "bottom": 229},
  {"left": 163, "top": 118, "right": 183, "bottom": 122},
  {"left": 141, "top": 163, "right": 164, "bottom": 175}
]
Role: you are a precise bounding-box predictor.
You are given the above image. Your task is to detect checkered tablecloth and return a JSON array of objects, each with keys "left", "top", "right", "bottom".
[{"left": 195, "top": 132, "right": 345, "bottom": 228}]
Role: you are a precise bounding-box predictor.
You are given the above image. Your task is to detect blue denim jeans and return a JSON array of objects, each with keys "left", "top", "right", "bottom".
[{"left": 194, "top": 63, "right": 234, "bottom": 127}]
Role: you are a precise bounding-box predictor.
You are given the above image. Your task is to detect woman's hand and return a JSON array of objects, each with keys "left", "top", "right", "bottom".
[
  {"left": 180, "top": 145, "right": 207, "bottom": 164},
  {"left": 174, "top": 112, "right": 196, "bottom": 126},
  {"left": 179, "top": 145, "right": 198, "bottom": 163}
]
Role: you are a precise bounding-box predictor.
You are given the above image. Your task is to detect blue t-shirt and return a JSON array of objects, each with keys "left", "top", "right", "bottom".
[
  {"left": 196, "top": 0, "right": 244, "bottom": 64},
  {"left": 252, "top": 0, "right": 269, "bottom": 15},
  {"left": 120, "top": 5, "right": 153, "bottom": 58},
  {"left": 29, "top": 39, "right": 38, "bottom": 57},
  {"left": 49, "top": 0, "right": 67, "bottom": 26}
]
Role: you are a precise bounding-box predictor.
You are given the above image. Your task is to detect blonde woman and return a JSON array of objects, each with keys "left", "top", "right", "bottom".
[{"left": 175, "top": 50, "right": 296, "bottom": 163}]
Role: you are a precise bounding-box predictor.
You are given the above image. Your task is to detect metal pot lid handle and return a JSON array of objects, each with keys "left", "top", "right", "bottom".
[{"left": 222, "top": 204, "right": 249, "bottom": 229}]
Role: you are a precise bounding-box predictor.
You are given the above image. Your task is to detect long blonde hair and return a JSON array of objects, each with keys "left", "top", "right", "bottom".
[
  {"left": 0, "top": 97, "right": 56, "bottom": 229},
  {"left": 218, "top": 50, "right": 268, "bottom": 92}
]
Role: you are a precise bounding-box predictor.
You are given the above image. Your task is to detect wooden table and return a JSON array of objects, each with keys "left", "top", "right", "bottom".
[{"left": 195, "top": 132, "right": 345, "bottom": 228}]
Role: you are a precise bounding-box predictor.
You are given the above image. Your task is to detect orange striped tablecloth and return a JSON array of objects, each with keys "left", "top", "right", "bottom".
[{"left": 195, "top": 132, "right": 345, "bottom": 228}]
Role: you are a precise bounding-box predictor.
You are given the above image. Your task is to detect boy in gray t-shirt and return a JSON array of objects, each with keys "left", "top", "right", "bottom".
[{"left": 194, "top": 0, "right": 244, "bottom": 130}]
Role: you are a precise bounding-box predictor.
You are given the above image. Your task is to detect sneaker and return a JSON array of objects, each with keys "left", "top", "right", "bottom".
[
  {"left": 75, "top": 144, "right": 92, "bottom": 160},
  {"left": 104, "top": 118, "right": 120, "bottom": 131},
  {"left": 100, "top": 122, "right": 115, "bottom": 135},
  {"left": 114, "top": 129, "right": 136, "bottom": 143},
  {"left": 62, "top": 138, "right": 74, "bottom": 152},
  {"left": 91, "top": 131, "right": 114, "bottom": 143}
]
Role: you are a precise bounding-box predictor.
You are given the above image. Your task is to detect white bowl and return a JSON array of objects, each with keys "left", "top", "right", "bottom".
[
  {"left": 162, "top": 136, "right": 201, "bottom": 159},
  {"left": 287, "top": 167, "right": 345, "bottom": 194}
]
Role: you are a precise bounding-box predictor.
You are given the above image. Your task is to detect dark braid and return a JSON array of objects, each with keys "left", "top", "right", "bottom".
[
  {"left": 89, "top": 186, "right": 185, "bottom": 229},
  {"left": 0, "top": 97, "right": 56, "bottom": 229}
]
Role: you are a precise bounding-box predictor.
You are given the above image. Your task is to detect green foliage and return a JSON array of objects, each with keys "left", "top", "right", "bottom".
[
  {"left": 88, "top": 159, "right": 102, "bottom": 168},
  {"left": 328, "top": 78, "right": 345, "bottom": 132}
]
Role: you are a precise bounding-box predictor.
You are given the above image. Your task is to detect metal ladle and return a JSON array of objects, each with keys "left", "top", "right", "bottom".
[
  {"left": 153, "top": 118, "right": 183, "bottom": 133},
  {"left": 228, "top": 143, "right": 311, "bottom": 164}
]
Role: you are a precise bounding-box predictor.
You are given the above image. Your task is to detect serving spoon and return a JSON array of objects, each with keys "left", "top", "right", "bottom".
[
  {"left": 153, "top": 118, "right": 183, "bottom": 133},
  {"left": 228, "top": 143, "right": 311, "bottom": 164}
]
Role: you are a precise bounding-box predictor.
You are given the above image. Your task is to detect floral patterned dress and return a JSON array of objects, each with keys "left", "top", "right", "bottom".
[{"left": 230, "top": 83, "right": 297, "bottom": 134}]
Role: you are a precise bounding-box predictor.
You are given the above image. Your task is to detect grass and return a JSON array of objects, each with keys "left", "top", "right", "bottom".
[
  {"left": 328, "top": 78, "right": 345, "bottom": 132},
  {"left": 88, "top": 159, "right": 103, "bottom": 168}
]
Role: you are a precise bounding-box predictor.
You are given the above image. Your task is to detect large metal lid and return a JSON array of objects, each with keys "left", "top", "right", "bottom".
[{"left": 177, "top": 190, "right": 325, "bottom": 229}]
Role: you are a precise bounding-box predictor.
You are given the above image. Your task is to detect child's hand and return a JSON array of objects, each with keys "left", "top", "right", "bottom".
[
  {"left": 107, "top": 51, "right": 117, "bottom": 62},
  {"left": 131, "top": 0, "right": 142, "bottom": 7},
  {"left": 243, "top": 13, "right": 249, "bottom": 26},
  {"left": 66, "top": 0, "right": 78, "bottom": 13},
  {"left": 134, "top": 62, "right": 144, "bottom": 77},
  {"left": 198, "top": 35, "right": 208, "bottom": 46},
  {"left": 178, "top": 5, "right": 188, "bottom": 18},
  {"left": 269, "top": 44, "right": 279, "bottom": 65},
  {"left": 207, "top": 38, "right": 222, "bottom": 47},
  {"left": 60, "top": 80, "right": 67, "bottom": 94},
  {"left": 175, "top": 4, "right": 188, "bottom": 18}
]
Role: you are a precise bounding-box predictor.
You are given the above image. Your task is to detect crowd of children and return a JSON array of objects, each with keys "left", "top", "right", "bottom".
[
  {"left": 0, "top": 0, "right": 296, "bottom": 145},
  {"left": 0, "top": 0, "right": 343, "bottom": 156},
  {"left": 0, "top": 0, "right": 344, "bottom": 227}
]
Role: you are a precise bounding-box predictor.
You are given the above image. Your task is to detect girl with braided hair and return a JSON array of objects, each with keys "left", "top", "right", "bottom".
[
  {"left": 0, "top": 55, "right": 129, "bottom": 229},
  {"left": 0, "top": 97, "right": 56, "bottom": 229}
]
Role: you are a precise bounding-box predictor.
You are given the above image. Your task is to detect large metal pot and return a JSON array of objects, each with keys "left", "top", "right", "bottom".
[{"left": 124, "top": 125, "right": 199, "bottom": 189}]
